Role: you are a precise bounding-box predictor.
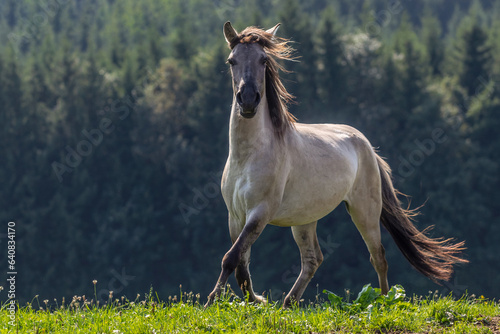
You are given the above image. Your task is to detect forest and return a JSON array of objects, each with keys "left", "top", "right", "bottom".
[{"left": 0, "top": 0, "right": 499, "bottom": 305}]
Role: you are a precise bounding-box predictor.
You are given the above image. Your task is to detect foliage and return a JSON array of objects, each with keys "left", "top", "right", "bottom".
[
  {"left": 0, "top": 0, "right": 499, "bottom": 306},
  {"left": 0, "top": 285, "right": 498, "bottom": 333},
  {"left": 324, "top": 284, "right": 406, "bottom": 312}
]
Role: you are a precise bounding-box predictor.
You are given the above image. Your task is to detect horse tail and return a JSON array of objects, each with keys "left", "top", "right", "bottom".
[{"left": 376, "top": 154, "right": 468, "bottom": 282}]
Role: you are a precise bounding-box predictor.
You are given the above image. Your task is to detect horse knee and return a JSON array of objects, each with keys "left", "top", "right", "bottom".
[{"left": 222, "top": 249, "right": 240, "bottom": 273}]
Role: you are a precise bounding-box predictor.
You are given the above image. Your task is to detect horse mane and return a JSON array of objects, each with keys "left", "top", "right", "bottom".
[{"left": 228, "top": 26, "right": 297, "bottom": 139}]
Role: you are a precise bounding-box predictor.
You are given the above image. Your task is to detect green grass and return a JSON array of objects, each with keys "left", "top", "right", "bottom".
[{"left": 0, "top": 285, "right": 498, "bottom": 333}]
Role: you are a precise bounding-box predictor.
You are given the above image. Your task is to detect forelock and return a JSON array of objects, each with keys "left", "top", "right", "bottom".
[{"left": 229, "top": 27, "right": 273, "bottom": 50}]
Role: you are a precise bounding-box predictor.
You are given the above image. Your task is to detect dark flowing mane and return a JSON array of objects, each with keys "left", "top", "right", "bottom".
[{"left": 228, "top": 26, "right": 297, "bottom": 138}]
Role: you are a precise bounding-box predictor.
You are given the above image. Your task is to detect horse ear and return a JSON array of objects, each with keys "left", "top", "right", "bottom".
[
  {"left": 266, "top": 23, "right": 281, "bottom": 37},
  {"left": 224, "top": 21, "right": 238, "bottom": 44}
]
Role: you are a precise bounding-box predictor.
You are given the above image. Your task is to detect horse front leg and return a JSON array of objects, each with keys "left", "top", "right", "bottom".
[
  {"left": 227, "top": 215, "right": 266, "bottom": 304},
  {"left": 284, "top": 221, "right": 323, "bottom": 308},
  {"left": 235, "top": 247, "right": 266, "bottom": 303},
  {"left": 205, "top": 212, "right": 268, "bottom": 308}
]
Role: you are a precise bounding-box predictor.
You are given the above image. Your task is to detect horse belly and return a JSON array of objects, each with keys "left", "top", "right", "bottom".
[{"left": 271, "top": 182, "right": 350, "bottom": 226}]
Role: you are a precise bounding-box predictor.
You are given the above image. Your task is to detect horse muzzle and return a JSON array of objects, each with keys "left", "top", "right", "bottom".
[
  {"left": 236, "top": 84, "right": 261, "bottom": 118},
  {"left": 239, "top": 109, "right": 257, "bottom": 118}
]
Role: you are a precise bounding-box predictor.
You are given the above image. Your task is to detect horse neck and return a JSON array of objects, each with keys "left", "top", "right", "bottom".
[{"left": 228, "top": 94, "right": 276, "bottom": 159}]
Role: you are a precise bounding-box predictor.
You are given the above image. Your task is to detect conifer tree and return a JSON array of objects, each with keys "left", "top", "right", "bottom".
[
  {"left": 422, "top": 14, "right": 444, "bottom": 76},
  {"left": 316, "top": 6, "right": 346, "bottom": 111},
  {"left": 456, "top": 23, "right": 492, "bottom": 97},
  {"left": 393, "top": 14, "right": 428, "bottom": 113},
  {"left": 278, "top": 0, "right": 318, "bottom": 109}
]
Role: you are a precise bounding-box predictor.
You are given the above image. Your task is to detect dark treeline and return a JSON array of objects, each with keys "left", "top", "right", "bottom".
[{"left": 0, "top": 0, "right": 499, "bottom": 304}]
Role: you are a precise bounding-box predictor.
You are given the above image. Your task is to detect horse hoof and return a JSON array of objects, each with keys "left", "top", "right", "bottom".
[
  {"left": 252, "top": 294, "right": 267, "bottom": 304},
  {"left": 283, "top": 296, "right": 297, "bottom": 309},
  {"left": 204, "top": 292, "right": 217, "bottom": 309},
  {"left": 204, "top": 300, "right": 211, "bottom": 309}
]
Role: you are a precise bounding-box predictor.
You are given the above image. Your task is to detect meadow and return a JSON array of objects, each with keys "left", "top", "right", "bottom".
[{"left": 1, "top": 284, "right": 498, "bottom": 333}]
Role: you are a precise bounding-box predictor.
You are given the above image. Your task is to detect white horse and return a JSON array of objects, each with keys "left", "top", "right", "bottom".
[{"left": 205, "top": 22, "right": 467, "bottom": 308}]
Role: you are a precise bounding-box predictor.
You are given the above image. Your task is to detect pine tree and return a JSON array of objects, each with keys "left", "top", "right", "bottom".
[
  {"left": 316, "top": 6, "right": 346, "bottom": 111},
  {"left": 56, "top": 41, "right": 83, "bottom": 140},
  {"left": 358, "top": 0, "right": 374, "bottom": 29},
  {"left": 400, "top": 41, "right": 426, "bottom": 112},
  {"left": 393, "top": 14, "right": 428, "bottom": 112},
  {"left": 4, "top": 0, "right": 18, "bottom": 28},
  {"left": 456, "top": 22, "right": 492, "bottom": 97},
  {"left": 421, "top": 13, "right": 444, "bottom": 76},
  {"left": 169, "top": 0, "right": 197, "bottom": 63},
  {"left": 490, "top": 4, "right": 500, "bottom": 75},
  {"left": 278, "top": 0, "right": 317, "bottom": 112}
]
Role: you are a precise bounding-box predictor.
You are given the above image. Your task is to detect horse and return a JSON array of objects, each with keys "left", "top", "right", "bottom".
[{"left": 205, "top": 22, "right": 468, "bottom": 308}]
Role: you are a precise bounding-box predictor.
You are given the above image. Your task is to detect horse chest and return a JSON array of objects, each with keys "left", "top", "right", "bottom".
[
  {"left": 222, "top": 158, "right": 283, "bottom": 221},
  {"left": 221, "top": 172, "right": 247, "bottom": 217}
]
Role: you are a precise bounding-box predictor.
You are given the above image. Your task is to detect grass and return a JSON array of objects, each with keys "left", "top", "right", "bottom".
[{"left": 0, "top": 284, "right": 498, "bottom": 333}]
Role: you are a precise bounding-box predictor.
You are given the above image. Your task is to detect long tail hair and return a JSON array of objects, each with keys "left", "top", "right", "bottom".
[{"left": 376, "top": 155, "right": 468, "bottom": 282}]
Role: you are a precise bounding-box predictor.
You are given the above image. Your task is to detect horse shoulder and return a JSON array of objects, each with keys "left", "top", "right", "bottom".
[{"left": 222, "top": 147, "right": 289, "bottom": 221}]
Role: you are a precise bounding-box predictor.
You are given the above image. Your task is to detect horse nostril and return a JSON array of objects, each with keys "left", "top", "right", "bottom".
[
  {"left": 236, "top": 92, "right": 243, "bottom": 105},
  {"left": 254, "top": 92, "right": 261, "bottom": 106}
]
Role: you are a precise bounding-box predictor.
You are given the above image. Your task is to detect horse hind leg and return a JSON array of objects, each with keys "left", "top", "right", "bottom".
[
  {"left": 284, "top": 221, "right": 323, "bottom": 308},
  {"left": 346, "top": 195, "right": 389, "bottom": 295}
]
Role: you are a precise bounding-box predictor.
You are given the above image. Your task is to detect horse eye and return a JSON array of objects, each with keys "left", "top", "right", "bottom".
[
  {"left": 262, "top": 57, "right": 268, "bottom": 65},
  {"left": 227, "top": 58, "right": 236, "bottom": 66}
]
